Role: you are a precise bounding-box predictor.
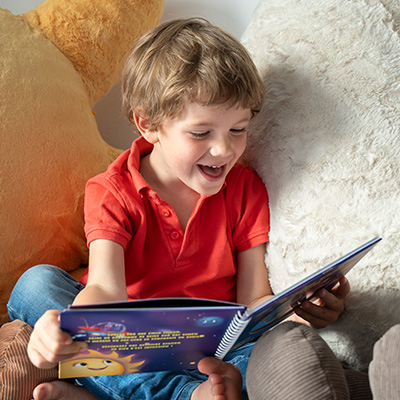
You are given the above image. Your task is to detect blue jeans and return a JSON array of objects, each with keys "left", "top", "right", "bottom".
[{"left": 7, "top": 265, "right": 254, "bottom": 400}]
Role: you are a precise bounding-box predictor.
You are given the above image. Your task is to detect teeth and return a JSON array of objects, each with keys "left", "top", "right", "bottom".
[{"left": 199, "top": 164, "right": 224, "bottom": 178}]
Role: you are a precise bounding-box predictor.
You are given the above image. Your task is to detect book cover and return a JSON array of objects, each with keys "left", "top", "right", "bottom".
[
  {"left": 59, "top": 298, "right": 244, "bottom": 378},
  {"left": 59, "top": 237, "right": 381, "bottom": 378}
]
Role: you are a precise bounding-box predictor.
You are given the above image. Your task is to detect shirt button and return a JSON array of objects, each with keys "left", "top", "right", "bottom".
[
  {"left": 170, "top": 231, "right": 180, "bottom": 240},
  {"left": 162, "top": 209, "right": 171, "bottom": 217}
]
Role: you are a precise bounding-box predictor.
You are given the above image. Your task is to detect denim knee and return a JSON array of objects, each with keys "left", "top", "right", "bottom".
[{"left": 7, "top": 264, "right": 84, "bottom": 326}]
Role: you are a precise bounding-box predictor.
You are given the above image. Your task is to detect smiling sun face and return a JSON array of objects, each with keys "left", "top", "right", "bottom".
[
  {"left": 62, "top": 357, "right": 124, "bottom": 377},
  {"left": 59, "top": 350, "right": 145, "bottom": 379}
]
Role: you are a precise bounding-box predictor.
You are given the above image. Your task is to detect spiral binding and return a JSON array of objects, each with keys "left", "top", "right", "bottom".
[{"left": 214, "top": 310, "right": 249, "bottom": 359}]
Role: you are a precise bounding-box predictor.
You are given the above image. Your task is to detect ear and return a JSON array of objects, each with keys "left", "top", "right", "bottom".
[{"left": 133, "top": 108, "right": 159, "bottom": 144}]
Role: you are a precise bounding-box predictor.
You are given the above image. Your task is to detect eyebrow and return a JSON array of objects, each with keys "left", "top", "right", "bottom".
[
  {"left": 234, "top": 117, "right": 252, "bottom": 124},
  {"left": 188, "top": 117, "right": 251, "bottom": 128}
]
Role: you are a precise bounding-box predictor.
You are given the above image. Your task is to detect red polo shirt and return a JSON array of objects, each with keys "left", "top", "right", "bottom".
[{"left": 80, "top": 137, "right": 269, "bottom": 303}]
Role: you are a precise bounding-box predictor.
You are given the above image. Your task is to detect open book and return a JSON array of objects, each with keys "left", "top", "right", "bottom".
[{"left": 59, "top": 237, "right": 381, "bottom": 378}]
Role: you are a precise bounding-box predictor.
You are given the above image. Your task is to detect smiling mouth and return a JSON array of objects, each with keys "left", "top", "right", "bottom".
[
  {"left": 198, "top": 164, "right": 226, "bottom": 178},
  {"left": 88, "top": 367, "right": 108, "bottom": 371}
]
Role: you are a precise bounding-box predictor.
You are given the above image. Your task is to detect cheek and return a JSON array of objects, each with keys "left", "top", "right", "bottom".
[
  {"left": 236, "top": 136, "right": 247, "bottom": 157},
  {"left": 177, "top": 142, "right": 207, "bottom": 163},
  {"left": 108, "top": 363, "right": 124, "bottom": 374}
]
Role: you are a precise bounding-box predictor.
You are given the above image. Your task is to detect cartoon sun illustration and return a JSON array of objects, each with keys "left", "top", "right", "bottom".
[{"left": 59, "top": 349, "right": 145, "bottom": 379}]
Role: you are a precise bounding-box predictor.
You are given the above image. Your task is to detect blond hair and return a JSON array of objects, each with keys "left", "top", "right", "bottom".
[{"left": 122, "top": 18, "right": 265, "bottom": 130}]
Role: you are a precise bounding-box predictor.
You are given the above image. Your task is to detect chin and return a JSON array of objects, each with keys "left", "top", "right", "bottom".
[{"left": 198, "top": 184, "right": 224, "bottom": 196}]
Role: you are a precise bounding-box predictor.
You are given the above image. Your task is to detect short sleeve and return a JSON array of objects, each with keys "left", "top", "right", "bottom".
[
  {"left": 84, "top": 176, "right": 133, "bottom": 249},
  {"left": 226, "top": 165, "right": 270, "bottom": 252}
]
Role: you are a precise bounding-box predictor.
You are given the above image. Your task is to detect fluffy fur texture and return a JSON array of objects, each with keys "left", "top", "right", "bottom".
[
  {"left": 242, "top": 0, "right": 400, "bottom": 371},
  {"left": 0, "top": 0, "right": 164, "bottom": 325}
]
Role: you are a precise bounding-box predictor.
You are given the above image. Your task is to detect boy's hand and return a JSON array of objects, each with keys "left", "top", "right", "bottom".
[
  {"left": 294, "top": 276, "right": 350, "bottom": 329},
  {"left": 27, "top": 309, "right": 87, "bottom": 369}
]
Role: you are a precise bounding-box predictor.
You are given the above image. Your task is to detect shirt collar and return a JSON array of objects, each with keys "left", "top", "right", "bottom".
[{"left": 127, "top": 136, "right": 154, "bottom": 194}]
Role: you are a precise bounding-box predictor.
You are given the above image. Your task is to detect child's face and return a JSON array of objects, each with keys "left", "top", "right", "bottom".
[{"left": 149, "top": 102, "right": 251, "bottom": 196}]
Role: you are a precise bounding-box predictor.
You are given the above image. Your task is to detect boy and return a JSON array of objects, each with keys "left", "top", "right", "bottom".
[{"left": 8, "top": 18, "right": 349, "bottom": 400}]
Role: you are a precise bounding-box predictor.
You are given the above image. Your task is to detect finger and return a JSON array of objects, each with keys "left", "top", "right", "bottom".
[
  {"left": 35, "top": 310, "right": 70, "bottom": 341},
  {"left": 295, "top": 301, "right": 338, "bottom": 329},
  {"left": 31, "top": 329, "right": 86, "bottom": 363},
  {"left": 28, "top": 333, "right": 87, "bottom": 369},
  {"left": 294, "top": 310, "right": 329, "bottom": 329},
  {"left": 28, "top": 310, "right": 87, "bottom": 368},
  {"left": 295, "top": 278, "right": 350, "bottom": 329},
  {"left": 308, "top": 277, "right": 349, "bottom": 314},
  {"left": 316, "top": 288, "right": 345, "bottom": 314},
  {"left": 331, "top": 276, "right": 351, "bottom": 300},
  {"left": 27, "top": 345, "right": 59, "bottom": 369},
  {"left": 34, "top": 310, "right": 77, "bottom": 349}
]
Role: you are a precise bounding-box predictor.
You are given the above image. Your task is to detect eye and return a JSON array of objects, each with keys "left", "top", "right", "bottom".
[
  {"left": 230, "top": 128, "right": 247, "bottom": 135},
  {"left": 189, "top": 131, "right": 209, "bottom": 139},
  {"left": 103, "top": 360, "right": 114, "bottom": 364},
  {"left": 73, "top": 362, "right": 88, "bottom": 367}
]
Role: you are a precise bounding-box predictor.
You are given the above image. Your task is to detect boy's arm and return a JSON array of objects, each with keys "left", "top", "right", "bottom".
[
  {"left": 236, "top": 243, "right": 273, "bottom": 308},
  {"left": 28, "top": 239, "right": 127, "bottom": 369},
  {"left": 73, "top": 239, "right": 128, "bottom": 305}
]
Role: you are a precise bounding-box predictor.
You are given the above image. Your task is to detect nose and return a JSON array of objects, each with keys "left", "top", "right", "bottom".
[{"left": 209, "top": 134, "right": 233, "bottom": 158}]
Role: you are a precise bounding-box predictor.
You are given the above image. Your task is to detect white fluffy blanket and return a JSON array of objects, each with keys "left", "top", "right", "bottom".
[{"left": 242, "top": 0, "right": 400, "bottom": 371}]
